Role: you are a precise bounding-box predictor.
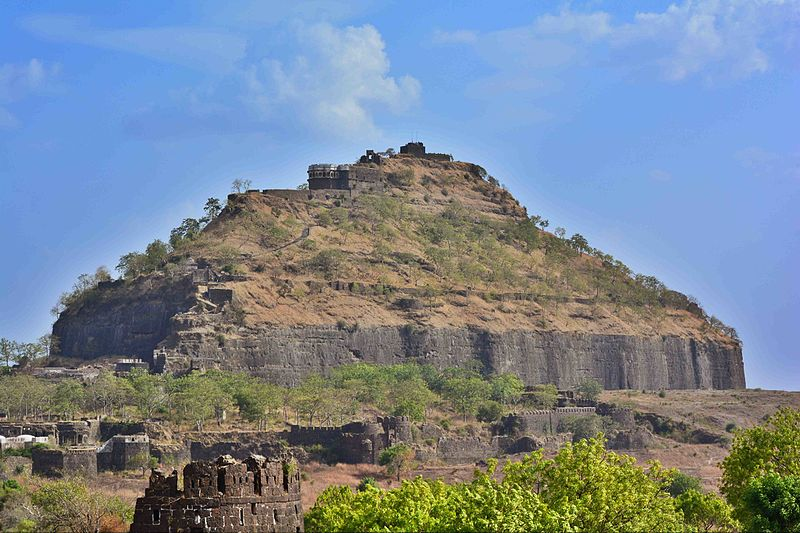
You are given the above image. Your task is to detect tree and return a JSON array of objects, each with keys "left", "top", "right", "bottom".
[
  {"left": 666, "top": 470, "right": 702, "bottom": 497},
  {"left": 127, "top": 369, "right": 169, "bottom": 420},
  {"left": 231, "top": 178, "right": 252, "bottom": 193},
  {"left": 0, "top": 338, "right": 18, "bottom": 368},
  {"left": 742, "top": 474, "right": 800, "bottom": 532},
  {"left": 52, "top": 379, "right": 85, "bottom": 419},
  {"left": 441, "top": 376, "right": 491, "bottom": 421},
  {"left": 568, "top": 233, "right": 590, "bottom": 254},
  {"left": 378, "top": 444, "right": 416, "bottom": 481},
  {"left": 476, "top": 400, "right": 504, "bottom": 422},
  {"left": 675, "top": 489, "right": 739, "bottom": 532},
  {"left": 169, "top": 218, "right": 202, "bottom": 249},
  {"left": 721, "top": 407, "right": 800, "bottom": 521},
  {"left": 575, "top": 377, "right": 603, "bottom": 402},
  {"left": 528, "top": 383, "right": 558, "bottom": 409},
  {"left": 29, "top": 478, "right": 132, "bottom": 533},
  {"left": 235, "top": 379, "right": 281, "bottom": 430},
  {"left": 306, "top": 438, "right": 685, "bottom": 533},
  {"left": 203, "top": 197, "right": 222, "bottom": 222},
  {"left": 489, "top": 373, "right": 524, "bottom": 405}
]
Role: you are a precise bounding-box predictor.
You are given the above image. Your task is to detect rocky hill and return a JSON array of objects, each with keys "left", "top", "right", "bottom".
[{"left": 51, "top": 147, "right": 745, "bottom": 389}]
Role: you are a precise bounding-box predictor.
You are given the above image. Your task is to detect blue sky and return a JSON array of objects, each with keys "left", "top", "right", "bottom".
[{"left": 1, "top": 1, "right": 798, "bottom": 389}]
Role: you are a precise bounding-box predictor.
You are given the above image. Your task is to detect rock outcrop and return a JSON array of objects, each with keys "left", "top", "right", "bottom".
[{"left": 163, "top": 324, "right": 744, "bottom": 389}]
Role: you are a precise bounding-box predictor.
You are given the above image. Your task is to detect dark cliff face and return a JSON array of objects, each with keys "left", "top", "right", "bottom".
[
  {"left": 49, "top": 276, "right": 745, "bottom": 390},
  {"left": 51, "top": 277, "right": 196, "bottom": 361},
  {"left": 164, "top": 325, "right": 745, "bottom": 390}
]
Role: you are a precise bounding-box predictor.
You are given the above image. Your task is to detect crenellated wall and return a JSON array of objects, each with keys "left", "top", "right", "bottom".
[{"left": 130, "top": 454, "right": 303, "bottom": 533}]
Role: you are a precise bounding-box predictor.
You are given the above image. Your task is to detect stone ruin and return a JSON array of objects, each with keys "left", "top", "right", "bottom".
[
  {"left": 398, "top": 141, "right": 453, "bottom": 162},
  {"left": 31, "top": 446, "right": 98, "bottom": 478},
  {"left": 97, "top": 434, "right": 150, "bottom": 471},
  {"left": 130, "top": 454, "right": 303, "bottom": 533},
  {"left": 285, "top": 415, "right": 412, "bottom": 464}
]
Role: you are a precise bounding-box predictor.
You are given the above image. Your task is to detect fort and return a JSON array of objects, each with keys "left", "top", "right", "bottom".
[{"left": 129, "top": 454, "right": 303, "bottom": 533}]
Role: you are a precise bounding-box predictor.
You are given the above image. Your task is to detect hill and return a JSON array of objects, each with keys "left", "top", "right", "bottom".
[{"left": 51, "top": 145, "right": 745, "bottom": 389}]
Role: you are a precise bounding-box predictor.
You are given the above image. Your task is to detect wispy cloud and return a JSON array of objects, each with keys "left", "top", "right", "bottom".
[
  {"left": 21, "top": 13, "right": 419, "bottom": 139},
  {"left": 432, "top": 29, "right": 478, "bottom": 44},
  {"left": 435, "top": 0, "right": 799, "bottom": 83},
  {"left": 21, "top": 15, "right": 247, "bottom": 73},
  {"left": 0, "top": 58, "right": 60, "bottom": 129}
]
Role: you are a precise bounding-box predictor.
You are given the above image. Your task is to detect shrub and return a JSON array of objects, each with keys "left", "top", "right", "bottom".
[
  {"left": 357, "top": 477, "right": 377, "bottom": 492},
  {"left": 476, "top": 401, "right": 504, "bottom": 423},
  {"left": 725, "top": 422, "right": 737, "bottom": 433},
  {"left": 666, "top": 471, "right": 702, "bottom": 497}
]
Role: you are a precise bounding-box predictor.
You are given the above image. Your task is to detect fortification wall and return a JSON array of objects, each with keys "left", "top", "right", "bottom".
[
  {"left": 130, "top": 455, "right": 303, "bottom": 533},
  {"left": 99, "top": 421, "right": 146, "bottom": 442},
  {"left": 31, "top": 447, "right": 97, "bottom": 478},
  {"left": 499, "top": 407, "right": 597, "bottom": 436}
]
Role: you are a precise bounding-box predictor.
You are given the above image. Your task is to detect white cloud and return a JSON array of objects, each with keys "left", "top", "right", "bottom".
[
  {"left": 435, "top": 0, "right": 799, "bottom": 83},
  {"left": 22, "top": 15, "right": 247, "bottom": 73},
  {"left": 243, "top": 23, "right": 420, "bottom": 135},
  {"left": 0, "top": 59, "right": 59, "bottom": 102},
  {"left": 0, "top": 59, "right": 60, "bottom": 129}
]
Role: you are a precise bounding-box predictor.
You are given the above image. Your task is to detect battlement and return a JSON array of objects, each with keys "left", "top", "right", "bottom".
[
  {"left": 399, "top": 141, "right": 453, "bottom": 162},
  {"left": 130, "top": 454, "right": 303, "bottom": 532}
]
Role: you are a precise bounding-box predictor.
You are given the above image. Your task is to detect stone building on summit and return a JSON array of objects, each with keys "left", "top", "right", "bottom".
[{"left": 130, "top": 454, "right": 303, "bottom": 533}]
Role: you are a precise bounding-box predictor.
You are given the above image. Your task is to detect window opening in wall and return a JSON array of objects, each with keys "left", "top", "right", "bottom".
[
  {"left": 273, "top": 509, "right": 278, "bottom": 524},
  {"left": 152, "top": 508, "right": 161, "bottom": 525},
  {"left": 239, "top": 508, "right": 244, "bottom": 526},
  {"left": 194, "top": 513, "right": 201, "bottom": 525},
  {"left": 251, "top": 503, "right": 257, "bottom": 515}
]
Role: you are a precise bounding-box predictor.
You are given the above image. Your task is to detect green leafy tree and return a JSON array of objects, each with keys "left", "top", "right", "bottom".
[
  {"left": 441, "top": 376, "right": 491, "bottom": 421},
  {"left": 666, "top": 470, "right": 703, "bottom": 497},
  {"left": 127, "top": 369, "right": 169, "bottom": 420},
  {"left": 528, "top": 383, "right": 558, "bottom": 409},
  {"left": 489, "top": 373, "right": 524, "bottom": 405},
  {"left": 235, "top": 379, "right": 281, "bottom": 430},
  {"left": 476, "top": 400, "right": 504, "bottom": 423},
  {"left": 575, "top": 377, "right": 603, "bottom": 402},
  {"left": 721, "top": 407, "right": 800, "bottom": 521},
  {"left": 307, "top": 438, "right": 685, "bottom": 533},
  {"left": 378, "top": 444, "right": 416, "bottom": 481},
  {"left": 675, "top": 489, "right": 739, "bottom": 532},
  {"left": 203, "top": 197, "right": 222, "bottom": 222},
  {"left": 0, "top": 338, "right": 18, "bottom": 368},
  {"left": 169, "top": 218, "right": 202, "bottom": 249},
  {"left": 52, "top": 379, "right": 85, "bottom": 419},
  {"left": 29, "top": 478, "right": 133, "bottom": 533},
  {"left": 742, "top": 474, "right": 800, "bottom": 532}
]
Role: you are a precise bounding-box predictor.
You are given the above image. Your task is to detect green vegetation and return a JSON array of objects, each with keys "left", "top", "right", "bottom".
[
  {"left": 721, "top": 407, "right": 800, "bottom": 523},
  {"left": 0, "top": 336, "right": 51, "bottom": 369},
  {"left": 0, "top": 364, "right": 541, "bottom": 428},
  {"left": 576, "top": 377, "right": 603, "bottom": 402},
  {"left": 306, "top": 438, "right": 686, "bottom": 532},
  {"left": 742, "top": 473, "right": 800, "bottom": 532},
  {"left": 378, "top": 444, "right": 416, "bottom": 481}
]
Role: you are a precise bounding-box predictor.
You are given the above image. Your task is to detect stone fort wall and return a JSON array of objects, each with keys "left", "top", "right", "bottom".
[
  {"left": 130, "top": 454, "right": 303, "bottom": 533},
  {"left": 499, "top": 407, "right": 598, "bottom": 436}
]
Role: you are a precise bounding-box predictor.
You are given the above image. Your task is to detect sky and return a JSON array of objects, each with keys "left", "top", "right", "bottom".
[{"left": 0, "top": 0, "right": 798, "bottom": 390}]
